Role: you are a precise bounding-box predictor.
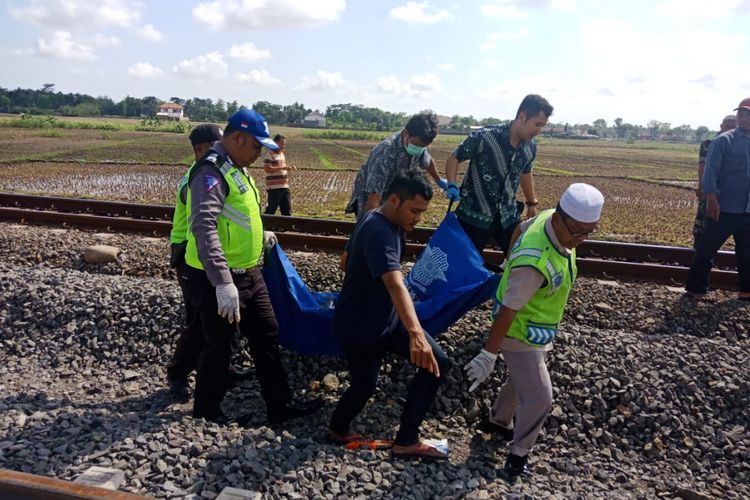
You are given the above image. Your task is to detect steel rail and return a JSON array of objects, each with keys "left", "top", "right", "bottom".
[
  {"left": 0, "top": 206, "right": 737, "bottom": 288},
  {"left": 0, "top": 468, "right": 147, "bottom": 500},
  {"left": 0, "top": 192, "right": 736, "bottom": 269}
]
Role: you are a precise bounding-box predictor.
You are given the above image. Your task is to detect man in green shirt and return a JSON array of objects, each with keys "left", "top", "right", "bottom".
[
  {"left": 167, "top": 124, "right": 223, "bottom": 398},
  {"left": 464, "top": 183, "right": 604, "bottom": 480}
]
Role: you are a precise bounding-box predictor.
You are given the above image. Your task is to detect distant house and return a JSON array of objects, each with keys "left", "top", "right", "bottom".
[
  {"left": 436, "top": 115, "right": 452, "bottom": 128},
  {"left": 156, "top": 103, "right": 184, "bottom": 120},
  {"left": 303, "top": 112, "right": 326, "bottom": 128}
]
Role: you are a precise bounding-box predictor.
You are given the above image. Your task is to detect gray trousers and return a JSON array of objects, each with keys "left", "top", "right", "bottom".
[{"left": 489, "top": 348, "right": 553, "bottom": 457}]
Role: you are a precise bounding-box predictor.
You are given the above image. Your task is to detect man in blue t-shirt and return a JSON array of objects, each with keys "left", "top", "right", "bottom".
[{"left": 329, "top": 169, "right": 451, "bottom": 460}]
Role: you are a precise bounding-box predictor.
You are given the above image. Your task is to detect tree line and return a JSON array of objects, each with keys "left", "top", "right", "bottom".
[{"left": 0, "top": 85, "right": 713, "bottom": 141}]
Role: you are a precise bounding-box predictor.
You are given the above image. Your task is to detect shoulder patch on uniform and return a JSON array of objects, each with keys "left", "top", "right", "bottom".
[
  {"left": 205, "top": 153, "right": 219, "bottom": 164},
  {"left": 204, "top": 175, "right": 220, "bottom": 192}
]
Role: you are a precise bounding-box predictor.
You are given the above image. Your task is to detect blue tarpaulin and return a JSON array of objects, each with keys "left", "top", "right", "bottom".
[{"left": 262, "top": 213, "right": 500, "bottom": 356}]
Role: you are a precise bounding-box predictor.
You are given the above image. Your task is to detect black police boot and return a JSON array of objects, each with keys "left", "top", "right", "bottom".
[
  {"left": 477, "top": 419, "right": 514, "bottom": 441},
  {"left": 267, "top": 397, "right": 323, "bottom": 425},
  {"left": 498, "top": 453, "right": 531, "bottom": 481},
  {"left": 168, "top": 377, "right": 191, "bottom": 400},
  {"left": 227, "top": 367, "right": 254, "bottom": 390},
  {"left": 194, "top": 409, "right": 233, "bottom": 426}
]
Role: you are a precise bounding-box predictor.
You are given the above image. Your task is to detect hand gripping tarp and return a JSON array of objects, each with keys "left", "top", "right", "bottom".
[{"left": 262, "top": 213, "right": 500, "bottom": 356}]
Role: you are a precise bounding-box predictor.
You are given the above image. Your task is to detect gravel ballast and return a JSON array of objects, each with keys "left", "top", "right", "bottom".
[{"left": 0, "top": 222, "right": 748, "bottom": 499}]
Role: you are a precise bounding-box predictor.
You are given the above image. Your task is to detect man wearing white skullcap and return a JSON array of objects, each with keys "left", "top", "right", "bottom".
[{"left": 464, "top": 182, "right": 603, "bottom": 480}]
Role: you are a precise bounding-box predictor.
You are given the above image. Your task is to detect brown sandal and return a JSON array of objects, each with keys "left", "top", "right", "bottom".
[
  {"left": 391, "top": 441, "right": 449, "bottom": 461},
  {"left": 327, "top": 428, "right": 363, "bottom": 445}
]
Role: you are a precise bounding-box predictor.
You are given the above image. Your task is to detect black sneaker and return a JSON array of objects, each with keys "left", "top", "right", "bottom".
[
  {"left": 267, "top": 397, "right": 323, "bottom": 425},
  {"left": 477, "top": 419, "right": 514, "bottom": 441},
  {"left": 227, "top": 368, "right": 254, "bottom": 390},
  {"left": 498, "top": 453, "right": 531, "bottom": 481},
  {"left": 194, "top": 410, "right": 233, "bottom": 425},
  {"left": 168, "top": 378, "right": 191, "bottom": 400}
]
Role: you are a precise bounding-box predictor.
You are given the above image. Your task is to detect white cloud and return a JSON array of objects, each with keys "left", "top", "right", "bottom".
[
  {"left": 479, "top": 28, "right": 530, "bottom": 49},
  {"left": 128, "top": 62, "right": 164, "bottom": 78},
  {"left": 173, "top": 52, "right": 228, "bottom": 79},
  {"left": 11, "top": 47, "right": 34, "bottom": 56},
  {"left": 136, "top": 24, "right": 164, "bottom": 42},
  {"left": 92, "top": 33, "right": 120, "bottom": 47},
  {"left": 655, "top": 0, "right": 743, "bottom": 19},
  {"left": 298, "top": 70, "right": 346, "bottom": 91},
  {"left": 480, "top": 0, "right": 575, "bottom": 18},
  {"left": 390, "top": 2, "right": 453, "bottom": 24},
  {"left": 228, "top": 42, "right": 271, "bottom": 61},
  {"left": 689, "top": 74, "right": 717, "bottom": 89},
  {"left": 35, "top": 31, "right": 95, "bottom": 60},
  {"left": 193, "top": 0, "right": 345, "bottom": 31},
  {"left": 238, "top": 69, "right": 281, "bottom": 86},
  {"left": 480, "top": 1, "right": 527, "bottom": 18},
  {"left": 377, "top": 73, "right": 441, "bottom": 99},
  {"left": 10, "top": 0, "right": 141, "bottom": 29}
]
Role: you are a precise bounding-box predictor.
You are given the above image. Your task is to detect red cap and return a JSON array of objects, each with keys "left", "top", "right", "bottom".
[{"left": 735, "top": 97, "right": 750, "bottom": 112}]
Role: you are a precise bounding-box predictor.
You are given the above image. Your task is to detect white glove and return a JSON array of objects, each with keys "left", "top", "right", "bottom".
[
  {"left": 263, "top": 230, "right": 278, "bottom": 250},
  {"left": 464, "top": 349, "right": 498, "bottom": 392},
  {"left": 216, "top": 283, "right": 240, "bottom": 324}
]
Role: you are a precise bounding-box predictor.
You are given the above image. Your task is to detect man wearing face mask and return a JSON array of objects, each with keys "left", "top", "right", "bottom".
[
  {"left": 464, "top": 183, "right": 604, "bottom": 481},
  {"left": 345, "top": 111, "right": 447, "bottom": 220},
  {"left": 446, "top": 94, "right": 553, "bottom": 262}
]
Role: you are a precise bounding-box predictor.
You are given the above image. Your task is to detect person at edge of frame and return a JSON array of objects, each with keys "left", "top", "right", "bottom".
[
  {"left": 464, "top": 183, "right": 604, "bottom": 481},
  {"left": 686, "top": 97, "right": 750, "bottom": 301},
  {"left": 692, "top": 114, "right": 736, "bottom": 248},
  {"left": 182, "top": 109, "right": 322, "bottom": 425}
]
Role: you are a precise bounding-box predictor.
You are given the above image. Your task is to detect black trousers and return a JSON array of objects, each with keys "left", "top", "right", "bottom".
[
  {"left": 166, "top": 260, "right": 202, "bottom": 383},
  {"left": 265, "top": 188, "right": 292, "bottom": 216},
  {"left": 686, "top": 212, "right": 750, "bottom": 294},
  {"left": 458, "top": 213, "right": 519, "bottom": 256},
  {"left": 692, "top": 198, "right": 707, "bottom": 249},
  {"left": 329, "top": 325, "right": 450, "bottom": 446},
  {"left": 182, "top": 264, "right": 292, "bottom": 418}
]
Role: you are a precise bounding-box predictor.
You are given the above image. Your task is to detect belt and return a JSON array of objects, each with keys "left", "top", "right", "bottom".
[
  {"left": 229, "top": 262, "right": 263, "bottom": 274},
  {"left": 230, "top": 267, "right": 255, "bottom": 275}
]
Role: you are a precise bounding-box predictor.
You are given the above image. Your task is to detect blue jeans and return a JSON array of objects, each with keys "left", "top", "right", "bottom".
[{"left": 330, "top": 325, "right": 450, "bottom": 446}]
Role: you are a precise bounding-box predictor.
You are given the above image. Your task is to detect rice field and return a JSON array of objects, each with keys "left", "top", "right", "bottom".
[{"left": 0, "top": 124, "right": 709, "bottom": 247}]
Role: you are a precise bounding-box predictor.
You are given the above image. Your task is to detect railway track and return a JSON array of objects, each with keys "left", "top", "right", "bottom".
[{"left": 0, "top": 192, "right": 739, "bottom": 288}]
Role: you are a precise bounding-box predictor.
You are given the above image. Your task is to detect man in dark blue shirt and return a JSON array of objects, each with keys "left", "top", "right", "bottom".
[
  {"left": 686, "top": 97, "right": 750, "bottom": 299},
  {"left": 329, "top": 169, "right": 451, "bottom": 460}
]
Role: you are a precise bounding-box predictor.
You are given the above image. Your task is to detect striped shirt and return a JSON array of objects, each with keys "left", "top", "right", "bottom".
[{"left": 263, "top": 150, "right": 289, "bottom": 190}]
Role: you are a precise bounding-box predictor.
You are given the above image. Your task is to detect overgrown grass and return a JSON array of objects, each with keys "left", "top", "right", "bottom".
[
  {"left": 0, "top": 115, "right": 190, "bottom": 134},
  {"left": 303, "top": 129, "right": 391, "bottom": 141},
  {"left": 38, "top": 129, "right": 63, "bottom": 138},
  {"left": 308, "top": 146, "right": 337, "bottom": 169}
]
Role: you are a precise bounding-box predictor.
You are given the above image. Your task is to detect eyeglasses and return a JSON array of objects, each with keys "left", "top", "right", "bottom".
[{"left": 561, "top": 215, "right": 597, "bottom": 238}]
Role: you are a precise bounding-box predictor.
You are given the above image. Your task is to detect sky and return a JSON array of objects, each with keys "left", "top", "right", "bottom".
[{"left": 1, "top": 0, "right": 749, "bottom": 128}]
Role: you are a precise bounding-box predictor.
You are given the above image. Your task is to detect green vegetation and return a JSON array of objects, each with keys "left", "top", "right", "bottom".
[
  {"left": 0, "top": 114, "right": 189, "bottom": 133},
  {"left": 324, "top": 140, "right": 368, "bottom": 158},
  {"left": 38, "top": 129, "right": 63, "bottom": 138},
  {"left": 1, "top": 115, "right": 120, "bottom": 130},
  {"left": 304, "top": 130, "right": 390, "bottom": 141},
  {"left": 308, "top": 146, "right": 337, "bottom": 169},
  {"left": 134, "top": 117, "right": 190, "bottom": 133}
]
